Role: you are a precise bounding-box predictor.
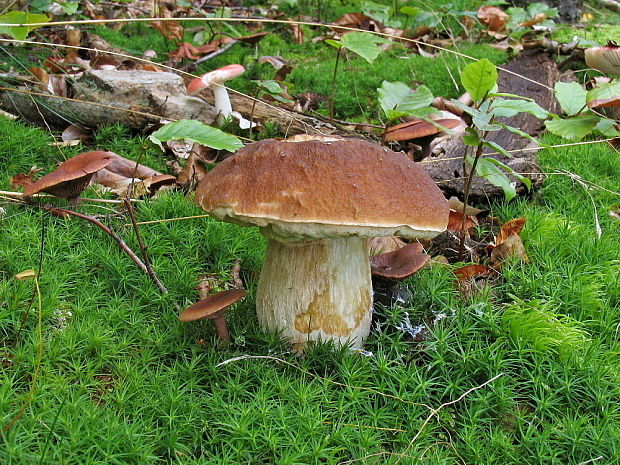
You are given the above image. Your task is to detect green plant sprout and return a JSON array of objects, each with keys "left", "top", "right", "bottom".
[{"left": 452, "top": 58, "right": 549, "bottom": 257}]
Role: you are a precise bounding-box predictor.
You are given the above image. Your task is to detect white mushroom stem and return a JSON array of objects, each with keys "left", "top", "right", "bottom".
[
  {"left": 211, "top": 83, "right": 234, "bottom": 120},
  {"left": 210, "top": 84, "right": 256, "bottom": 128},
  {"left": 256, "top": 236, "right": 373, "bottom": 351}
]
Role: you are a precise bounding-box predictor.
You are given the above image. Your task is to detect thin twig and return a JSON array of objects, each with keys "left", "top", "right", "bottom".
[
  {"left": 0, "top": 190, "right": 142, "bottom": 204},
  {"left": 191, "top": 40, "right": 238, "bottom": 67},
  {"left": 123, "top": 198, "right": 167, "bottom": 294},
  {"left": 336, "top": 373, "right": 504, "bottom": 465},
  {"left": 42, "top": 206, "right": 163, "bottom": 288}
]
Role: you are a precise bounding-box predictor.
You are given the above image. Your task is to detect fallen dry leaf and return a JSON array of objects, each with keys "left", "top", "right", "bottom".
[
  {"left": 491, "top": 234, "right": 529, "bottom": 266},
  {"left": 11, "top": 173, "right": 34, "bottom": 190},
  {"left": 290, "top": 24, "right": 304, "bottom": 44},
  {"left": 371, "top": 243, "right": 429, "bottom": 280},
  {"left": 177, "top": 153, "right": 207, "bottom": 190},
  {"left": 477, "top": 5, "right": 509, "bottom": 32},
  {"left": 447, "top": 210, "right": 477, "bottom": 231},
  {"left": 495, "top": 217, "right": 526, "bottom": 245},
  {"left": 369, "top": 236, "right": 407, "bottom": 255},
  {"left": 151, "top": 4, "right": 183, "bottom": 42},
  {"left": 62, "top": 124, "right": 91, "bottom": 143},
  {"left": 448, "top": 196, "right": 485, "bottom": 216},
  {"left": 453, "top": 264, "right": 491, "bottom": 281}
]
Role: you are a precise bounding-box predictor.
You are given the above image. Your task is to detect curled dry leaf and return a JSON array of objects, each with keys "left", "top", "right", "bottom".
[
  {"left": 495, "top": 217, "right": 526, "bottom": 245},
  {"left": 490, "top": 217, "right": 529, "bottom": 266},
  {"left": 332, "top": 12, "right": 381, "bottom": 33},
  {"left": 11, "top": 173, "right": 34, "bottom": 190},
  {"left": 477, "top": 6, "right": 509, "bottom": 32},
  {"left": 370, "top": 243, "right": 429, "bottom": 280},
  {"left": 368, "top": 235, "right": 407, "bottom": 256},
  {"left": 177, "top": 153, "right": 207, "bottom": 190},
  {"left": 447, "top": 209, "right": 477, "bottom": 231},
  {"left": 610, "top": 207, "right": 620, "bottom": 221},
  {"left": 448, "top": 196, "right": 485, "bottom": 216},
  {"left": 62, "top": 124, "right": 91, "bottom": 142},
  {"left": 491, "top": 234, "right": 529, "bottom": 266},
  {"left": 453, "top": 264, "right": 491, "bottom": 281},
  {"left": 150, "top": 4, "right": 183, "bottom": 42}
]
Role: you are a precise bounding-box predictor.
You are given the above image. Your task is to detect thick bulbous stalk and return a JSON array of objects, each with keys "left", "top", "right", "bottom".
[{"left": 256, "top": 236, "right": 373, "bottom": 351}]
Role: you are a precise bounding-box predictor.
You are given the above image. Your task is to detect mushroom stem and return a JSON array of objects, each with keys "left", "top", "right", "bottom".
[
  {"left": 212, "top": 316, "right": 231, "bottom": 343},
  {"left": 212, "top": 84, "right": 234, "bottom": 122},
  {"left": 256, "top": 236, "right": 373, "bottom": 350}
]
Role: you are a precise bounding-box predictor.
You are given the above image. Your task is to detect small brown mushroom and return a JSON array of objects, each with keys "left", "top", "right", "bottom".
[
  {"left": 370, "top": 243, "right": 430, "bottom": 280},
  {"left": 23, "top": 151, "right": 114, "bottom": 203},
  {"left": 179, "top": 289, "right": 247, "bottom": 343}
]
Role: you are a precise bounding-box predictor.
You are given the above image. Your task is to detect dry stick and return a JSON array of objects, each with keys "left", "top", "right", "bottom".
[
  {"left": 0, "top": 190, "right": 141, "bottom": 205},
  {"left": 191, "top": 40, "right": 238, "bottom": 67},
  {"left": 42, "top": 206, "right": 167, "bottom": 291}
]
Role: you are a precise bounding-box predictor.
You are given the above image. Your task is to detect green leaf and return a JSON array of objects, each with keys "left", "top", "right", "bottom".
[
  {"left": 469, "top": 156, "right": 516, "bottom": 201},
  {"left": 595, "top": 118, "right": 620, "bottom": 137},
  {"left": 461, "top": 58, "right": 498, "bottom": 102},
  {"left": 481, "top": 152, "right": 532, "bottom": 190},
  {"left": 0, "top": 11, "right": 49, "bottom": 40},
  {"left": 554, "top": 82, "right": 587, "bottom": 116},
  {"left": 325, "top": 39, "right": 342, "bottom": 49},
  {"left": 340, "top": 32, "right": 389, "bottom": 64},
  {"left": 491, "top": 98, "right": 549, "bottom": 119},
  {"left": 378, "top": 81, "right": 412, "bottom": 115},
  {"left": 463, "top": 128, "right": 480, "bottom": 146},
  {"left": 586, "top": 82, "right": 620, "bottom": 106},
  {"left": 498, "top": 123, "right": 540, "bottom": 146},
  {"left": 149, "top": 120, "right": 244, "bottom": 152},
  {"left": 394, "top": 85, "right": 434, "bottom": 112},
  {"left": 545, "top": 115, "right": 600, "bottom": 140},
  {"left": 378, "top": 82, "right": 435, "bottom": 119},
  {"left": 60, "top": 2, "right": 79, "bottom": 15}
]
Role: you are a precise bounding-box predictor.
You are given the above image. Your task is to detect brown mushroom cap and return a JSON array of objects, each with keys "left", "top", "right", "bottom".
[
  {"left": 196, "top": 138, "right": 449, "bottom": 241},
  {"left": 370, "top": 243, "right": 430, "bottom": 279},
  {"left": 23, "top": 151, "right": 114, "bottom": 199},
  {"left": 179, "top": 289, "right": 247, "bottom": 322},
  {"left": 384, "top": 119, "right": 462, "bottom": 142}
]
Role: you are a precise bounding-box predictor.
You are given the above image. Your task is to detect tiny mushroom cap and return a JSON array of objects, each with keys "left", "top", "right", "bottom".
[
  {"left": 23, "top": 150, "right": 114, "bottom": 200},
  {"left": 195, "top": 137, "right": 449, "bottom": 349},
  {"left": 384, "top": 118, "right": 462, "bottom": 143},
  {"left": 585, "top": 42, "right": 620, "bottom": 76},
  {"left": 186, "top": 64, "right": 255, "bottom": 129},
  {"left": 179, "top": 289, "right": 247, "bottom": 322},
  {"left": 370, "top": 243, "right": 430, "bottom": 280}
]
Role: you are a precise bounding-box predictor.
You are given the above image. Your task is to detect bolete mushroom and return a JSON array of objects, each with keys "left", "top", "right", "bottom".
[
  {"left": 23, "top": 150, "right": 114, "bottom": 204},
  {"left": 179, "top": 289, "right": 247, "bottom": 343},
  {"left": 186, "top": 64, "right": 255, "bottom": 129},
  {"left": 195, "top": 137, "right": 449, "bottom": 350}
]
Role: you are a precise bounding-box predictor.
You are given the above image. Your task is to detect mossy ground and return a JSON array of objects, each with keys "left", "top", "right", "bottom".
[{"left": 1, "top": 1, "right": 620, "bottom": 463}]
